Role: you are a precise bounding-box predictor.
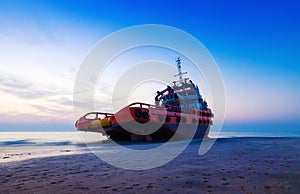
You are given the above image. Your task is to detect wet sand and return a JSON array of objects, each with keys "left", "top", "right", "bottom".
[{"left": 0, "top": 137, "right": 299, "bottom": 193}]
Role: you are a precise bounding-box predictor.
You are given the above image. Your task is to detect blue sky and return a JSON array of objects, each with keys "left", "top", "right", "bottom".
[{"left": 0, "top": 0, "right": 299, "bottom": 131}]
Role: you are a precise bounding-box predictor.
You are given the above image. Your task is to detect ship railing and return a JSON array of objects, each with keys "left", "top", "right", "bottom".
[
  {"left": 82, "top": 112, "right": 114, "bottom": 120},
  {"left": 127, "top": 102, "right": 213, "bottom": 115},
  {"left": 163, "top": 104, "right": 181, "bottom": 112},
  {"left": 128, "top": 102, "right": 158, "bottom": 109}
]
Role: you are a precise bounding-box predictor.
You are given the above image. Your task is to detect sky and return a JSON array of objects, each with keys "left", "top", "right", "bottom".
[{"left": 0, "top": 0, "right": 299, "bottom": 132}]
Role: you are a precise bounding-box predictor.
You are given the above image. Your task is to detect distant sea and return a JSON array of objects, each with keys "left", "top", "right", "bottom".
[
  {"left": 0, "top": 130, "right": 299, "bottom": 163},
  {"left": 1, "top": 131, "right": 299, "bottom": 147}
]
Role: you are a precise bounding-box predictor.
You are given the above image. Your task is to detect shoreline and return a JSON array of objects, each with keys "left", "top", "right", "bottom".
[
  {"left": 1, "top": 137, "right": 299, "bottom": 193},
  {"left": 1, "top": 136, "right": 299, "bottom": 164}
]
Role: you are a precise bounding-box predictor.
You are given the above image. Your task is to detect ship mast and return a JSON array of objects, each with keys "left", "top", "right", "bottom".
[{"left": 174, "top": 57, "right": 187, "bottom": 85}]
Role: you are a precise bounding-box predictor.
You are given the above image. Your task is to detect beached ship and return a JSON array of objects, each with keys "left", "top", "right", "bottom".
[{"left": 75, "top": 57, "right": 214, "bottom": 141}]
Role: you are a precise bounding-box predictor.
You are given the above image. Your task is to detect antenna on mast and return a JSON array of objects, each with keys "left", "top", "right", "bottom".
[{"left": 174, "top": 57, "right": 187, "bottom": 84}]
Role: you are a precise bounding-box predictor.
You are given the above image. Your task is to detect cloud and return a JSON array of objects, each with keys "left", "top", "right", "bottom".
[
  {"left": 0, "top": 72, "right": 74, "bottom": 123},
  {"left": 47, "top": 97, "right": 72, "bottom": 107},
  {"left": 0, "top": 78, "right": 49, "bottom": 99}
]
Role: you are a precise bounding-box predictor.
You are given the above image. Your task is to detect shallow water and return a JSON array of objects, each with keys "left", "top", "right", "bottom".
[
  {"left": 0, "top": 132, "right": 105, "bottom": 163},
  {"left": 0, "top": 131, "right": 299, "bottom": 163}
]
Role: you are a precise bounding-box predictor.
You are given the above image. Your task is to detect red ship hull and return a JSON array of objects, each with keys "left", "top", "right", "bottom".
[
  {"left": 107, "top": 123, "right": 210, "bottom": 142},
  {"left": 76, "top": 102, "right": 212, "bottom": 142}
]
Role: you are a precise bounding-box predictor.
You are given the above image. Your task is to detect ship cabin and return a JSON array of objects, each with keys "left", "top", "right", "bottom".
[{"left": 156, "top": 57, "right": 209, "bottom": 114}]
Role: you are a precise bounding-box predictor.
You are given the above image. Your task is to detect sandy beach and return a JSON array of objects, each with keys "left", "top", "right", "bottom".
[{"left": 0, "top": 137, "right": 299, "bottom": 193}]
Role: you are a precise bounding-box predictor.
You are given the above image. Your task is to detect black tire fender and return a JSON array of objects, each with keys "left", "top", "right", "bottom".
[
  {"left": 134, "top": 109, "right": 143, "bottom": 118},
  {"left": 142, "top": 111, "right": 149, "bottom": 120}
]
